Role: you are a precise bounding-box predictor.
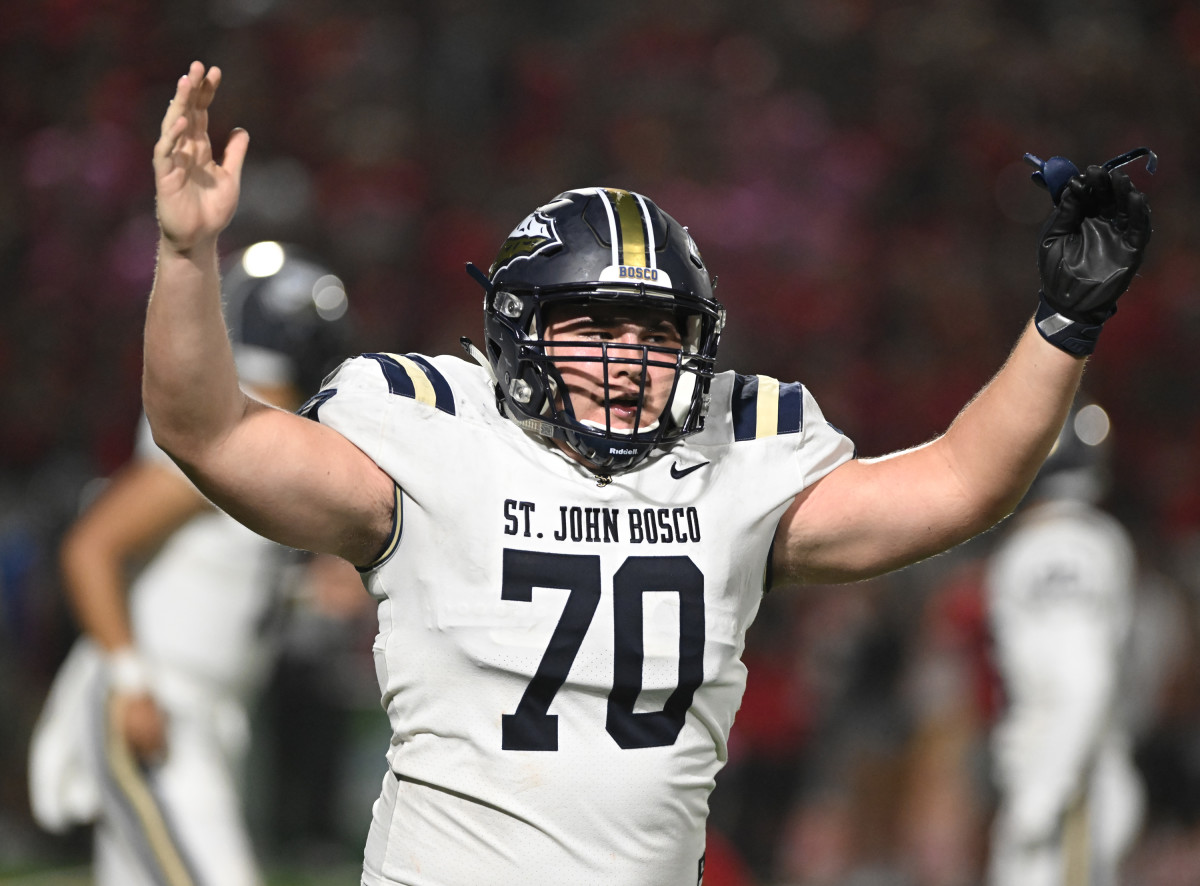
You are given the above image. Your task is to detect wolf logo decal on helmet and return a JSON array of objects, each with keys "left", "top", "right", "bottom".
[{"left": 489, "top": 210, "right": 564, "bottom": 277}]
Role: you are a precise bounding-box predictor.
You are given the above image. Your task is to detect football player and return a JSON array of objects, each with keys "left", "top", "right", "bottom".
[
  {"left": 985, "top": 401, "right": 1145, "bottom": 886},
  {"left": 29, "top": 241, "right": 354, "bottom": 886},
  {"left": 142, "top": 62, "right": 1151, "bottom": 886}
]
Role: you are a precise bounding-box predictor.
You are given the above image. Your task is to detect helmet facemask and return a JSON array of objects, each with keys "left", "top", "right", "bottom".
[{"left": 475, "top": 281, "right": 721, "bottom": 473}]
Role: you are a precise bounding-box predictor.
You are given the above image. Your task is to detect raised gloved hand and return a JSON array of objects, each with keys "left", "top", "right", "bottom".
[{"left": 1024, "top": 148, "right": 1155, "bottom": 356}]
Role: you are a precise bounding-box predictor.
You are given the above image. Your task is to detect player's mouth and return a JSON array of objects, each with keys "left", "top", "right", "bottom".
[
  {"left": 606, "top": 391, "right": 654, "bottom": 428},
  {"left": 609, "top": 398, "right": 641, "bottom": 422}
]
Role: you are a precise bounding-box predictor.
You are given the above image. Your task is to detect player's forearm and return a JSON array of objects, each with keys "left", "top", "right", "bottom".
[
  {"left": 937, "top": 319, "right": 1084, "bottom": 530},
  {"left": 143, "top": 238, "right": 248, "bottom": 464},
  {"left": 59, "top": 529, "right": 135, "bottom": 654}
]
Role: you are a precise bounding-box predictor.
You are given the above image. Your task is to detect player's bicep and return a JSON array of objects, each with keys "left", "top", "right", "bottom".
[
  {"left": 179, "top": 399, "right": 394, "bottom": 566},
  {"left": 771, "top": 445, "right": 983, "bottom": 585}
]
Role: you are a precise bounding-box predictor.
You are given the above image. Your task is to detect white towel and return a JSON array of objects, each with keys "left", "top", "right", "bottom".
[{"left": 28, "top": 638, "right": 103, "bottom": 832}]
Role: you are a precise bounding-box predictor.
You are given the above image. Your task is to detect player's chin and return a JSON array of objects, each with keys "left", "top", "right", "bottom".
[
  {"left": 611, "top": 404, "right": 668, "bottom": 432},
  {"left": 575, "top": 407, "right": 637, "bottom": 433}
]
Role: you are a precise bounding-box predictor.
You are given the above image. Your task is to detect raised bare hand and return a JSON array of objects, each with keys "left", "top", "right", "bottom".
[{"left": 153, "top": 61, "right": 249, "bottom": 255}]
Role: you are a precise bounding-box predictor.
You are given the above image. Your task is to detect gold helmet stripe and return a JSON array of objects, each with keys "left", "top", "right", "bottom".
[{"left": 601, "top": 188, "right": 649, "bottom": 269}]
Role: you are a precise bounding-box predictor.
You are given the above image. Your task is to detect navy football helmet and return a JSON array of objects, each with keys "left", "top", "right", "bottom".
[
  {"left": 464, "top": 187, "right": 725, "bottom": 474},
  {"left": 222, "top": 241, "right": 354, "bottom": 396}
]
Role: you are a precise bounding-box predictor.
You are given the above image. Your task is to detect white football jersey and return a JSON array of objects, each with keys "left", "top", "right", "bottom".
[
  {"left": 985, "top": 497, "right": 1142, "bottom": 886},
  {"left": 30, "top": 420, "right": 292, "bottom": 886},
  {"left": 128, "top": 416, "right": 286, "bottom": 698},
  {"left": 307, "top": 353, "right": 853, "bottom": 886},
  {"left": 986, "top": 498, "right": 1136, "bottom": 786}
]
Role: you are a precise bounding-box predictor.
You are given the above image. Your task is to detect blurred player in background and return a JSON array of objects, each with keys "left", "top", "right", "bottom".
[
  {"left": 141, "top": 63, "right": 1151, "bottom": 885},
  {"left": 985, "top": 399, "right": 1145, "bottom": 886},
  {"left": 28, "top": 241, "right": 355, "bottom": 886}
]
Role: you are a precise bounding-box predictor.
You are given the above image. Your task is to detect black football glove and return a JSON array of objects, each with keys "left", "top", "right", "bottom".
[{"left": 1024, "top": 148, "right": 1154, "bottom": 356}]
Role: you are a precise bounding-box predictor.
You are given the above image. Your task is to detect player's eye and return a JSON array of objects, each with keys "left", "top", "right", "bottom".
[{"left": 645, "top": 326, "right": 681, "bottom": 346}]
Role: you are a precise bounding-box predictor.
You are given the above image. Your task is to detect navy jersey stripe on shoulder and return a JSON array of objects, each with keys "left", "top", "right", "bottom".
[
  {"left": 776, "top": 381, "right": 803, "bottom": 435},
  {"left": 364, "top": 353, "right": 456, "bottom": 415},
  {"left": 298, "top": 389, "right": 337, "bottom": 422},
  {"left": 731, "top": 374, "right": 804, "bottom": 441},
  {"left": 731, "top": 374, "right": 760, "bottom": 442}
]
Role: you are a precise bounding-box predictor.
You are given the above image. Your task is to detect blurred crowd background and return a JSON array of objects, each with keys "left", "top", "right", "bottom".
[{"left": 2, "top": 0, "right": 1200, "bottom": 883}]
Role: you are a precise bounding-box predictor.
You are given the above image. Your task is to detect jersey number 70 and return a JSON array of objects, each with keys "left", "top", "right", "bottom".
[{"left": 501, "top": 549, "right": 705, "bottom": 751}]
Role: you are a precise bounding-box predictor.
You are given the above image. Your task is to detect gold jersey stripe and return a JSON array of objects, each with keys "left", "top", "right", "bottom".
[
  {"left": 1063, "top": 789, "right": 1091, "bottom": 886},
  {"left": 755, "top": 375, "right": 781, "bottom": 439},
  {"left": 604, "top": 188, "right": 648, "bottom": 268},
  {"left": 104, "top": 694, "right": 196, "bottom": 886},
  {"left": 391, "top": 354, "right": 438, "bottom": 409}
]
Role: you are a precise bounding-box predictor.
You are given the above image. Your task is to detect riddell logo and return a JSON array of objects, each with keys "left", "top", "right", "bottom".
[{"left": 611, "top": 447, "right": 637, "bottom": 455}]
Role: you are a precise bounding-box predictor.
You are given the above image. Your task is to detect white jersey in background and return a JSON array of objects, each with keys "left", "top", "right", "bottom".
[
  {"left": 126, "top": 416, "right": 286, "bottom": 698},
  {"left": 29, "top": 416, "right": 289, "bottom": 886},
  {"left": 305, "top": 352, "right": 854, "bottom": 886},
  {"left": 985, "top": 498, "right": 1144, "bottom": 886}
]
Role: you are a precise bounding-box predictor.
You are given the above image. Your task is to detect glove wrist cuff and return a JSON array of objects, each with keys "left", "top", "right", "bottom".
[{"left": 1034, "top": 293, "right": 1104, "bottom": 357}]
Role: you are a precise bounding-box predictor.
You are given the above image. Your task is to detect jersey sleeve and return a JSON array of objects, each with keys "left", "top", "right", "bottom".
[
  {"left": 298, "top": 352, "right": 470, "bottom": 571},
  {"left": 795, "top": 383, "right": 856, "bottom": 487},
  {"left": 721, "top": 371, "right": 856, "bottom": 489},
  {"left": 297, "top": 354, "right": 401, "bottom": 465},
  {"left": 297, "top": 351, "right": 482, "bottom": 496}
]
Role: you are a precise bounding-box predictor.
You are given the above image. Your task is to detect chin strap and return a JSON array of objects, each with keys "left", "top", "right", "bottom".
[
  {"left": 465, "top": 261, "right": 494, "bottom": 294},
  {"left": 462, "top": 261, "right": 503, "bottom": 388},
  {"left": 459, "top": 336, "right": 497, "bottom": 383},
  {"left": 462, "top": 261, "right": 499, "bottom": 381},
  {"left": 460, "top": 336, "right": 507, "bottom": 424}
]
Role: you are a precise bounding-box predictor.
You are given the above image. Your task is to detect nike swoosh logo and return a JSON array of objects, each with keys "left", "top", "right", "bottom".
[{"left": 670, "top": 461, "right": 710, "bottom": 479}]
